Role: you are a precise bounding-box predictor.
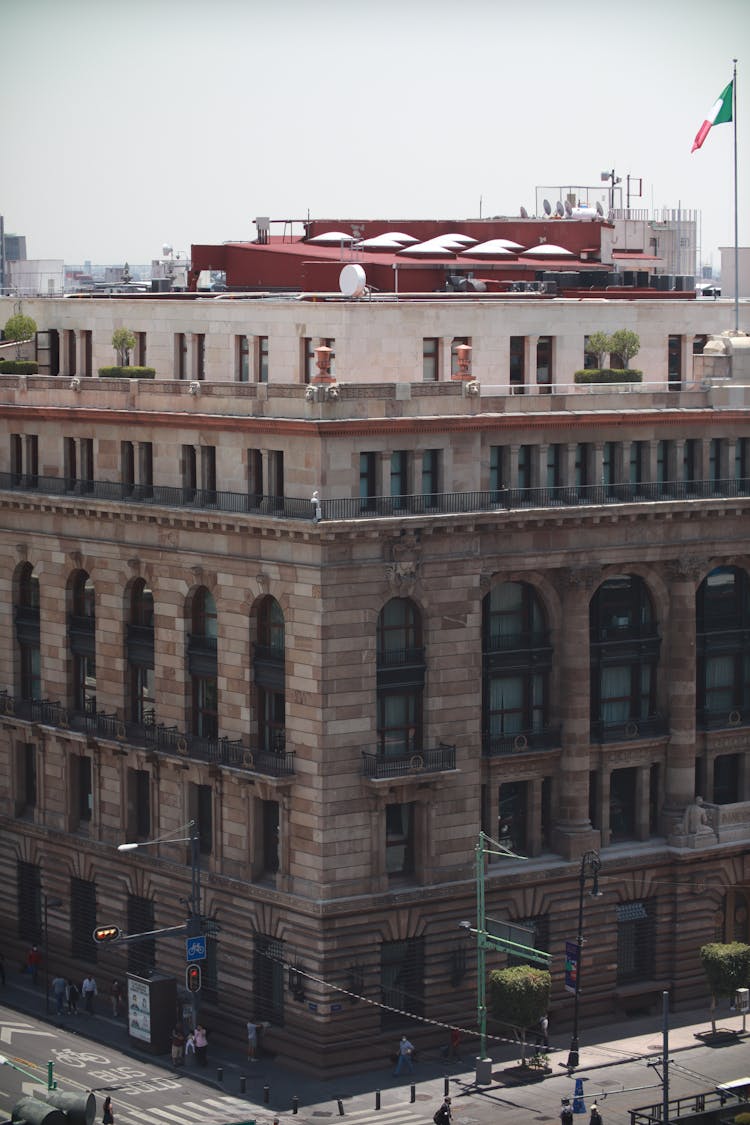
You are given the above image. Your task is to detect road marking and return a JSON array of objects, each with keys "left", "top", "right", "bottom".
[{"left": 0, "top": 1024, "right": 56, "bottom": 1044}]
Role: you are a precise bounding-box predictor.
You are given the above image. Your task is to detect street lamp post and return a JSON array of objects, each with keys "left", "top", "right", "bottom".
[
  {"left": 117, "top": 820, "right": 202, "bottom": 1027},
  {"left": 43, "top": 895, "right": 63, "bottom": 1015},
  {"left": 566, "top": 850, "right": 602, "bottom": 1070}
]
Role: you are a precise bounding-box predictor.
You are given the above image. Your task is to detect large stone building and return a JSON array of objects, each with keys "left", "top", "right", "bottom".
[{"left": 0, "top": 286, "right": 749, "bottom": 1075}]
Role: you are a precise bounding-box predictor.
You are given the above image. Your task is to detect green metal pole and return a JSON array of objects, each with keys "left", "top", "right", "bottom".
[
  {"left": 47, "top": 1060, "right": 56, "bottom": 1090},
  {"left": 476, "top": 833, "right": 487, "bottom": 1061}
]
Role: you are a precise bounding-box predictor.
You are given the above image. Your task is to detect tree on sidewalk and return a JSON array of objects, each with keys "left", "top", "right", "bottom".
[
  {"left": 699, "top": 941, "right": 750, "bottom": 1034},
  {"left": 488, "top": 964, "right": 551, "bottom": 1064}
]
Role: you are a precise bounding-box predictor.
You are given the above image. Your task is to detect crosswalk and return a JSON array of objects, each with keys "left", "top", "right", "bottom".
[{"left": 114, "top": 1098, "right": 422, "bottom": 1125}]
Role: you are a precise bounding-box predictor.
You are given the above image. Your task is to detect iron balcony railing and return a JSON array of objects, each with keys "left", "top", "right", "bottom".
[
  {"left": 1, "top": 470, "right": 749, "bottom": 522},
  {"left": 589, "top": 715, "right": 670, "bottom": 744},
  {"left": 696, "top": 705, "right": 750, "bottom": 731},
  {"left": 482, "top": 725, "right": 562, "bottom": 757},
  {"left": 0, "top": 691, "right": 295, "bottom": 778},
  {"left": 362, "top": 742, "right": 456, "bottom": 779}
]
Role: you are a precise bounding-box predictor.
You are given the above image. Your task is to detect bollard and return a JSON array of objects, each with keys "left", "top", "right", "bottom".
[
  {"left": 240, "top": 1076, "right": 246, "bottom": 1094},
  {"left": 375, "top": 1090, "right": 381, "bottom": 1111},
  {"left": 337, "top": 1099, "right": 344, "bottom": 1116},
  {"left": 292, "top": 1096, "right": 298, "bottom": 1115},
  {"left": 444, "top": 1077, "right": 449, "bottom": 1097},
  {"left": 410, "top": 1085, "right": 416, "bottom": 1104},
  {"left": 217, "top": 1067, "right": 224, "bottom": 1083},
  {"left": 263, "top": 1085, "right": 270, "bottom": 1105}
]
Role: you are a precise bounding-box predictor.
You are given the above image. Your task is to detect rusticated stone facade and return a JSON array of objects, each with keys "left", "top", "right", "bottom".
[{"left": 0, "top": 293, "right": 749, "bottom": 1076}]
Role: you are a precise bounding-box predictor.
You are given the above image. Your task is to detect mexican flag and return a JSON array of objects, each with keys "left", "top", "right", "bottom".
[{"left": 691, "top": 81, "right": 733, "bottom": 152}]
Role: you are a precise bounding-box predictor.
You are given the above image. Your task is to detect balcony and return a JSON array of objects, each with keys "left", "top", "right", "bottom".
[
  {"left": 362, "top": 742, "right": 456, "bottom": 779},
  {"left": 590, "top": 715, "right": 670, "bottom": 743},
  {"left": 696, "top": 705, "right": 750, "bottom": 732},
  {"left": 482, "top": 725, "right": 561, "bottom": 757},
  {"left": 0, "top": 692, "right": 295, "bottom": 778},
  {"left": 1, "top": 470, "right": 748, "bottom": 523}
]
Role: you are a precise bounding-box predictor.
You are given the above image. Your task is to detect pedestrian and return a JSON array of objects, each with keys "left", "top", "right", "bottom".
[
  {"left": 185, "top": 1030, "right": 196, "bottom": 1062},
  {"left": 392, "top": 1034, "right": 415, "bottom": 1076},
  {"left": 82, "top": 973, "right": 97, "bottom": 1014},
  {"left": 246, "top": 1020, "right": 258, "bottom": 1061},
  {"left": 560, "top": 1098, "right": 573, "bottom": 1125},
  {"left": 433, "top": 1096, "right": 452, "bottom": 1125},
  {"left": 171, "top": 1024, "right": 186, "bottom": 1067},
  {"left": 51, "top": 974, "right": 66, "bottom": 1015},
  {"left": 589, "top": 1105, "right": 603, "bottom": 1125},
  {"left": 444, "top": 1026, "right": 461, "bottom": 1060},
  {"left": 194, "top": 1023, "right": 208, "bottom": 1066},
  {"left": 539, "top": 1013, "right": 549, "bottom": 1049},
  {"left": 110, "top": 979, "right": 123, "bottom": 1017},
  {"left": 26, "top": 946, "right": 41, "bottom": 985},
  {"left": 102, "top": 1095, "right": 114, "bottom": 1124},
  {"left": 66, "top": 980, "right": 79, "bottom": 1015}
]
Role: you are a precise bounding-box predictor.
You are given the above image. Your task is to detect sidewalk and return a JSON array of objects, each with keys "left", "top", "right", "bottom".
[{"left": 0, "top": 972, "right": 738, "bottom": 1118}]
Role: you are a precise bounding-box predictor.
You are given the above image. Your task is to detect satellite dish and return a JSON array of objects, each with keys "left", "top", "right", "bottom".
[
  {"left": 339, "top": 263, "right": 367, "bottom": 298},
  {"left": 555, "top": 201, "right": 564, "bottom": 217},
  {"left": 595, "top": 201, "right": 604, "bottom": 217},
  {"left": 543, "top": 199, "right": 552, "bottom": 215},
  {"left": 564, "top": 200, "right": 573, "bottom": 217},
  {"left": 607, "top": 209, "right": 615, "bottom": 222},
  {"left": 520, "top": 206, "right": 529, "bottom": 219}
]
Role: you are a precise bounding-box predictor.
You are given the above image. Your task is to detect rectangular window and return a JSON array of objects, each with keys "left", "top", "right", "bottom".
[
  {"left": 510, "top": 336, "right": 525, "bottom": 392},
  {"left": 258, "top": 336, "right": 269, "bottom": 383},
  {"left": 80, "top": 438, "right": 94, "bottom": 493},
  {"left": 360, "top": 452, "right": 377, "bottom": 511},
  {"left": 546, "top": 444, "right": 561, "bottom": 489},
  {"left": 71, "top": 876, "right": 97, "bottom": 962},
  {"left": 602, "top": 441, "right": 616, "bottom": 494},
  {"left": 390, "top": 450, "right": 409, "bottom": 508},
  {"left": 175, "top": 332, "right": 187, "bottom": 380},
  {"left": 736, "top": 438, "right": 749, "bottom": 483},
  {"left": 616, "top": 900, "right": 655, "bottom": 983},
  {"left": 683, "top": 439, "right": 699, "bottom": 484},
  {"left": 629, "top": 441, "right": 645, "bottom": 486},
  {"left": 575, "top": 443, "right": 591, "bottom": 488},
  {"left": 709, "top": 438, "right": 722, "bottom": 485},
  {"left": 81, "top": 330, "right": 93, "bottom": 377},
  {"left": 17, "top": 860, "right": 42, "bottom": 944},
  {"left": 490, "top": 445, "right": 504, "bottom": 500},
  {"left": 668, "top": 335, "right": 682, "bottom": 388},
  {"left": 71, "top": 754, "right": 92, "bottom": 827},
  {"left": 262, "top": 800, "right": 280, "bottom": 875},
  {"left": 236, "top": 335, "right": 249, "bottom": 382},
  {"left": 182, "top": 445, "right": 197, "bottom": 501},
  {"left": 268, "top": 449, "right": 284, "bottom": 508},
  {"left": 536, "top": 336, "right": 552, "bottom": 392},
  {"left": 136, "top": 332, "right": 147, "bottom": 367},
  {"left": 423, "top": 338, "right": 439, "bottom": 382},
  {"left": 498, "top": 780, "right": 528, "bottom": 854},
  {"left": 64, "top": 437, "right": 77, "bottom": 491},
  {"left": 386, "top": 802, "right": 415, "bottom": 876},
  {"left": 190, "top": 782, "right": 213, "bottom": 855},
  {"left": 517, "top": 444, "right": 532, "bottom": 490},
  {"left": 127, "top": 768, "right": 151, "bottom": 840},
  {"left": 302, "top": 337, "right": 315, "bottom": 384},
  {"left": 380, "top": 938, "right": 424, "bottom": 1029},
  {"left": 16, "top": 742, "right": 36, "bottom": 814},
  {"left": 609, "top": 767, "right": 637, "bottom": 840},
  {"left": 121, "top": 441, "right": 135, "bottom": 496},
  {"left": 247, "top": 449, "right": 263, "bottom": 505},
  {"left": 11, "top": 434, "right": 22, "bottom": 485},
  {"left": 200, "top": 445, "right": 217, "bottom": 502},
  {"left": 195, "top": 333, "right": 206, "bottom": 380},
  {"left": 128, "top": 895, "right": 155, "bottom": 977},
  {"left": 139, "top": 442, "right": 154, "bottom": 498},
  {"left": 254, "top": 934, "right": 285, "bottom": 1025},
  {"left": 422, "top": 449, "right": 440, "bottom": 506}
]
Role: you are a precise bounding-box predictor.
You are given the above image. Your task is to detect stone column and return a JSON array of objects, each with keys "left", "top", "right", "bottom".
[
  {"left": 507, "top": 445, "right": 520, "bottom": 489},
  {"left": 662, "top": 558, "right": 703, "bottom": 833},
  {"left": 645, "top": 440, "right": 659, "bottom": 486},
  {"left": 440, "top": 338, "right": 453, "bottom": 382},
  {"left": 524, "top": 336, "right": 537, "bottom": 393},
  {"left": 552, "top": 567, "right": 601, "bottom": 858},
  {"left": 528, "top": 778, "right": 544, "bottom": 857},
  {"left": 635, "top": 765, "right": 651, "bottom": 840}
]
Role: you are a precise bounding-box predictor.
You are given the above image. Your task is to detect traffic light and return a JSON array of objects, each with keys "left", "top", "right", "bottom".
[
  {"left": 92, "top": 924, "right": 121, "bottom": 943},
  {"left": 186, "top": 964, "right": 202, "bottom": 993}
]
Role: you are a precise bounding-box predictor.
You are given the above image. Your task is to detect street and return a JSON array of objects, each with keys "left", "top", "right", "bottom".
[{"left": 1, "top": 1001, "right": 749, "bottom": 1125}]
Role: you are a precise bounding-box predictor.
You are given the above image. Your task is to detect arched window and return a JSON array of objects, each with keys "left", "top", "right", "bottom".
[
  {"left": 254, "top": 596, "right": 285, "bottom": 753},
  {"left": 376, "top": 598, "right": 424, "bottom": 757},
  {"left": 127, "top": 580, "right": 155, "bottom": 724},
  {"left": 188, "top": 587, "right": 218, "bottom": 739},
  {"left": 16, "top": 563, "right": 40, "bottom": 702},
  {"left": 589, "top": 575, "right": 660, "bottom": 740},
  {"left": 70, "top": 571, "right": 96, "bottom": 713},
  {"left": 697, "top": 566, "right": 750, "bottom": 727},
  {"left": 482, "top": 582, "right": 552, "bottom": 753}
]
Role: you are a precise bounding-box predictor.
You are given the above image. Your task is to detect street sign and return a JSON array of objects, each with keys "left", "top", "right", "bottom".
[
  {"left": 564, "top": 940, "right": 579, "bottom": 993},
  {"left": 186, "top": 935, "right": 206, "bottom": 962}
]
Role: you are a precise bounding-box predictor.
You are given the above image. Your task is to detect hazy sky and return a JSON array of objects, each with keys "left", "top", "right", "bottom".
[{"left": 2, "top": 0, "right": 748, "bottom": 271}]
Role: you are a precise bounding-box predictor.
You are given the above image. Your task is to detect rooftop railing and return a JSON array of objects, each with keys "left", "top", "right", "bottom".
[{"left": 2, "top": 470, "right": 748, "bottom": 523}]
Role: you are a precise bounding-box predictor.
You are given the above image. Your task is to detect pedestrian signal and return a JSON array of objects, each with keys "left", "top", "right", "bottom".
[
  {"left": 92, "top": 925, "right": 121, "bottom": 943},
  {"left": 186, "top": 964, "right": 202, "bottom": 993}
]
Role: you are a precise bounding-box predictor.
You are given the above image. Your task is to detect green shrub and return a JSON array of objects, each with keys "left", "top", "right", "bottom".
[
  {"left": 0, "top": 359, "right": 39, "bottom": 374},
  {"left": 733, "top": 1113, "right": 750, "bottom": 1124},
  {"left": 574, "top": 368, "right": 643, "bottom": 384},
  {"left": 98, "top": 366, "right": 156, "bottom": 379}
]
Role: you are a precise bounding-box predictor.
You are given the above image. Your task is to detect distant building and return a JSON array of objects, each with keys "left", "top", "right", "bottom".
[{"left": 719, "top": 247, "right": 750, "bottom": 300}]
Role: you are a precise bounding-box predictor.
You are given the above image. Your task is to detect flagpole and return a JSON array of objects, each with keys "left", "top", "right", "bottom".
[{"left": 732, "top": 58, "right": 738, "bottom": 332}]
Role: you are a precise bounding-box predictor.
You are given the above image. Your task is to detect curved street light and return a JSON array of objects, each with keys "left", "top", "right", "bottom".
[{"left": 566, "top": 850, "right": 603, "bottom": 1070}]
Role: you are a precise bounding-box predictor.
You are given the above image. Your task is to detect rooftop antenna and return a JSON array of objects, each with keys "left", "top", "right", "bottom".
[
  {"left": 520, "top": 206, "right": 529, "bottom": 219},
  {"left": 339, "top": 264, "right": 368, "bottom": 299}
]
